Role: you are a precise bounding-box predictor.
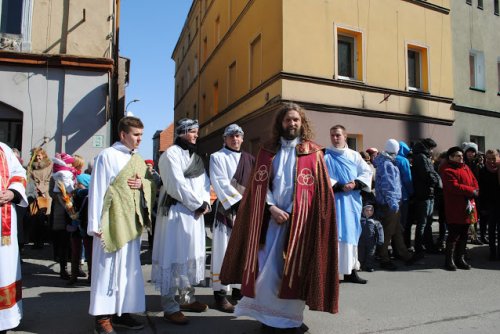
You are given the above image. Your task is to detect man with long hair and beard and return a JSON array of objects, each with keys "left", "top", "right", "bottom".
[{"left": 220, "top": 103, "right": 339, "bottom": 333}]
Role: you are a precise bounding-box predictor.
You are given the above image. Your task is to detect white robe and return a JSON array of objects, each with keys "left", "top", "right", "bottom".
[
  {"left": 326, "top": 145, "right": 373, "bottom": 275},
  {"left": 0, "top": 143, "right": 27, "bottom": 331},
  {"left": 235, "top": 138, "right": 305, "bottom": 329},
  {"left": 87, "top": 142, "right": 146, "bottom": 316},
  {"left": 151, "top": 145, "right": 210, "bottom": 295},
  {"left": 209, "top": 147, "right": 242, "bottom": 292}
]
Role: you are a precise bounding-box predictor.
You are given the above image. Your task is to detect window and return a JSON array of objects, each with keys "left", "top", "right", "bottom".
[
  {"left": 0, "top": 0, "right": 33, "bottom": 51},
  {"left": 466, "top": 0, "right": 471, "bottom": 5},
  {"left": 0, "top": 0, "right": 22, "bottom": 34},
  {"left": 470, "top": 135, "right": 485, "bottom": 153},
  {"left": 347, "top": 134, "right": 363, "bottom": 151},
  {"left": 215, "top": 15, "right": 221, "bottom": 43},
  {"left": 250, "top": 34, "right": 262, "bottom": 89},
  {"left": 407, "top": 44, "right": 429, "bottom": 92},
  {"left": 228, "top": 61, "right": 237, "bottom": 103},
  {"left": 336, "top": 27, "right": 364, "bottom": 81},
  {"left": 203, "top": 36, "right": 208, "bottom": 61},
  {"left": 497, "top": 58, "right": 500, "bottom": 93},
  {"left": 213, "top": 81, "right": 219, "bottom": 114},
  {"left": 202, "top": 93, "right": 206, "bottom": 116},
  {"left": 477, "top": 0, "right": 483, "bottom": 9},
  {"left": 495, "top": 0, "right": 499, "bottom": 15},
  {"left": 469, "top": 50, "right": 485, "bottom": 91},
  {"left": 194, "top": 54, "right": 198, "bottom": 76}
]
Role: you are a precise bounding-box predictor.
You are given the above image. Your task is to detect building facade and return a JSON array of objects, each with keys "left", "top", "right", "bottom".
[
  {"left": 173, "top": 0, "right": 455, "bottom": 156},
  {"left": 0, "top": 0, "right": 127, "bottom": 163},
  {"left": 450, "top": 0, "right": 500, "bottom": 152}
]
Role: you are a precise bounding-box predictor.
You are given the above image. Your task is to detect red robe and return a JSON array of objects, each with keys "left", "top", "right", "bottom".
[{"left": 220, "top": 140, "right": 339, "bottom": 314}]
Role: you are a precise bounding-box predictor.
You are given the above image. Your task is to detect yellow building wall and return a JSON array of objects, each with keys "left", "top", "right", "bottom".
[
  {"left": 282, "top": 0, "right": 453, "bottom": 98},
  {"left": 31, "top": 0, "right": 114, "bottom": 57},
  {"left": 178, "top": 0, "right": 283, "bottom": 133}
]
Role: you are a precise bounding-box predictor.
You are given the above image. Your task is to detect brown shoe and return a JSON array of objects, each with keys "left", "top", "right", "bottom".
[
  {"left": 215, "top": 297, "right": 235, "bottom": 313},
  {"left": 164, "top": 311, "right": 189, "bottom": 325},
  {"left": 180, "top": 301, "right": 209, "bottom": 313},
  {"left": 95, "top": 316, "right": 116, "bottom": 334}
]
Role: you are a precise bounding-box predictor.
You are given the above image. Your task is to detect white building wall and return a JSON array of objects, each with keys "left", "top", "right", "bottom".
[{"left": 0, "top": 65, "right": 111, "bottom": 164}]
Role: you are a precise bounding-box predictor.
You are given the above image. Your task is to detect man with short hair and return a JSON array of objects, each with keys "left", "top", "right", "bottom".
[
  {"left": 151, "top": 118, "right": 211, "bottom": 325},
  {"left": 325, "top": 125, "right": 372, "bottom": 283},
  {"left": 209, "top": 124, "right": 255, "bottom": 312},
  {"left": 221, "top": 103, "right": 339, "bottom": 332},
  {"left": 0, "top": 142, "right": 27, "bottom": 334},
  {"left": 88, "top": 116, "right": 156, "bottom": 334},
  {"left": 412, "top": 138, "right": 440, "bottom": 257}
]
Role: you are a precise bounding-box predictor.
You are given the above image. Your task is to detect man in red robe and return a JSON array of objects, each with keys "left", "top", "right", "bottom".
[{"left": 220, "top": 103, "right": 339, "bottom": 333}]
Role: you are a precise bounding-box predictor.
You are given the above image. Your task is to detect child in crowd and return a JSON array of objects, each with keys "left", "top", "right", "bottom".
[
  {"left": 359, "top": 204, "right": 384, "bottom": 272},
  {"left": 68, "top": 173, "right": 92, "bottom": 285}
]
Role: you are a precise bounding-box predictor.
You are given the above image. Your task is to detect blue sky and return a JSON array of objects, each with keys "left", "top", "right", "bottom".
[{"left": 120, "top": 0, "right": 193, "bottom": 158}]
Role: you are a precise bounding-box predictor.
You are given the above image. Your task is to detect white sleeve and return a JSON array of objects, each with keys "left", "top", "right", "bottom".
[
  {"left": 209, "top": 154, "right": 242, "bottom": 210},
  {"left": 87, "top": 153, "right": 108, "bottom": 235},
  {"left": 5, "top": 145, "right": 28, "bottom": 207},
  {"left": 161, "top": 149, "right": 205, "bottom": 212}
]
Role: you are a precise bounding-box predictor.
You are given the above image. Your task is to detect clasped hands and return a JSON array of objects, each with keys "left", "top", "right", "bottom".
[
  {"left": 0, "top": 189, "right": 14, "bottom": 206},
  {"left": 127, "top": 173, "right": 143, "bottom": 190},
  {"left": 269, "top": 205, "right": 289, "bottom": 225}
]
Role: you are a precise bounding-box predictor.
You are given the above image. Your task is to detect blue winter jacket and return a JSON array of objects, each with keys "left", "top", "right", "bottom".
[
  {"left": 395, "top": 141, "right": 414, "bottom": 201},
  {"left": 374, "top": 152, "right": 402, "bottom": 212}
]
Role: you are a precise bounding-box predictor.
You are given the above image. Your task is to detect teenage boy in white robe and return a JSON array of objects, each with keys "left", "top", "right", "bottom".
[
  {"left": 209, "top": 124, "right": 254, "bottom": 312},
  {"left": 88, "top": 116, "right": 155, "bottom": 334},
  {"left": 0, "top": 142, "right": 27, "bottom": 334},
  {"left": 151, "top": 118, "right": 211, "bottom": 325}
]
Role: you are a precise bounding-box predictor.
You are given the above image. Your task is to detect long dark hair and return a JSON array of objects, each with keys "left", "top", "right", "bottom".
[{"left": 271, "top": 102, "right": 314, "bottom": 144}]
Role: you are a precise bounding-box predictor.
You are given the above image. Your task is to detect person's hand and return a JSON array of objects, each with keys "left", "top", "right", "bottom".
[
  {"left": 343, "top": 181, "right": 356, "bottom": 192},
  {"left": 94, "top": 232, "right": 102, "bottom": 238},
  {"left": 127, "top": 173, "right": 142, "bottom": 190},
  {"left": 473, "top": 189, "right": 479, "bottom": 198},
  {"left": 0, "top": 190, "right": 14, "bottom": 206},
  {"left": 269, "top": 205, "right": 289, "bottom": 225}
]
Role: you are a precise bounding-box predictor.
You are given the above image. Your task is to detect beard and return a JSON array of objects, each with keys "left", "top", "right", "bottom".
[{"left": 280, "top": 126, "right": 302, "bottom": 140}]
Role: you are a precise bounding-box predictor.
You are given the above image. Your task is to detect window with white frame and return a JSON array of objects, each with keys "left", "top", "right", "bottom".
[
  {"left": 0, "top": 0, "right": 33, "bottom": 51},
  {"left": 495, "top": 0, "right": 499, "bottom": 15},
  {"left": 336, "top": 27, "right": 364, "bottom": 81},
  {"left": 407, "top": 44, "right": 429, "bottom": 92},
  {"left": 497, "top": 58, "right": 500, "bottom": 93},
  {"left": 469, "top": 50, "right": 485, "bottom": 91}
]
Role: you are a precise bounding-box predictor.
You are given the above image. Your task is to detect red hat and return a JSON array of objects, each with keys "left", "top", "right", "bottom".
[
  {"left": 366, "top": 147, "right": 379, "bottom": 155},
  {"left": 145, "top": 159, "right": 154, "bottom": 166}
]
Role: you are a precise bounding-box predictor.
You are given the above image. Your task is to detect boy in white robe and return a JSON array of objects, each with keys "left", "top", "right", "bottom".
[
  {"left": 0, "top": 142, "right": 27, "bottom": 333},
  {"left": 88, "top": 117, "right": 154, "bottom": 334}
]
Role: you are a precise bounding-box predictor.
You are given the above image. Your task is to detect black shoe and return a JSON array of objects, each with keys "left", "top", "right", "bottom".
[
  {"left": 343, "top": 269, "right": 367, "bottom": 284},
  {"left": 231, "top": 288, "right": 243, "bottom": 301},
  {"left": 112, "top": 314, "right": 144, "bottom": 330},
  {"left": 60, "top": 270, "right": 71, "bottom": 280},
  {"left": 380, "top": 261, "right": 397, "bottom": 271}
]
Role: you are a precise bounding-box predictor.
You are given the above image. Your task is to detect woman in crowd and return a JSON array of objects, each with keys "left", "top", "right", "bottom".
[
  {"left": 440, "top": 147, "right": 479, "bottom": 271},
  {"left": 26, "top": 147, "right": 53, "bottom": 249}
]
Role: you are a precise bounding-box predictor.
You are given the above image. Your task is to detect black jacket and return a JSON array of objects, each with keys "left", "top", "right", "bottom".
[{"left": 411, "top": 142, "right": 440, "bottom": 200}]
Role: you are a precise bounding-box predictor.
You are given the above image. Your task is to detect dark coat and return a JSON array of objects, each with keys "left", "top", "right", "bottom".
[
  {"left": 412, "top": 142, "right": 440, "bottom": 200},
  {"left": 439, "top": 161, "right": 478, "bottom": 225}
]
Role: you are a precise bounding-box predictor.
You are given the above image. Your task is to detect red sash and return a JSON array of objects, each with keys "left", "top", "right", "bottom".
[
  {"left": 0, "top": 280, "right": 22, "bottom": 310},
  {"left": 240, "top": 144, "right": 320, "bottom": 299},
  {"left": 0, "top": 146, "right": 26, "bottom": 246}
]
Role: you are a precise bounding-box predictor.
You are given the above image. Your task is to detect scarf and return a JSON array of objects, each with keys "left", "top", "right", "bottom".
[{"left": 99, "top": 153, "right": 156, "bottom": 252}]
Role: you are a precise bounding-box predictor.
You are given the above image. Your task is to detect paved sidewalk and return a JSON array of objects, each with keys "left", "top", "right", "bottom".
[{"left": 9, "top": 235, "right": 500, "bottom": 334}]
